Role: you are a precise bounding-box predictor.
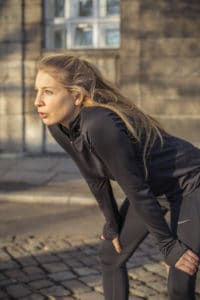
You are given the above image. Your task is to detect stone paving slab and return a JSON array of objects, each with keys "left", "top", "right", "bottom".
[{"left": 0, "top": 234, "right": 200, "bottom": 300}]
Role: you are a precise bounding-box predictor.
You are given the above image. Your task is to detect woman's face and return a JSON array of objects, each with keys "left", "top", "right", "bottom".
[{"left": 34, "top": 70, "right": 80, "bottom": 127}]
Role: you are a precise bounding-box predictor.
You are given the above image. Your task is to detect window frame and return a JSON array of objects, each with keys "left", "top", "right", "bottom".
[{"left": 44, "top": 0, "right": 120, "bottom": 50}]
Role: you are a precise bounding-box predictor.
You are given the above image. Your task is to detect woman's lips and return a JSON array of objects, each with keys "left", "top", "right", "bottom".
[{"left": 39, "top": 112, "right": 48, "bottom": 119}]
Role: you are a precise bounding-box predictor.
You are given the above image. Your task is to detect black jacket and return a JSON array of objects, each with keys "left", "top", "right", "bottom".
[{"left": 48, "top": 105, "right": 200, "bottom": 266}]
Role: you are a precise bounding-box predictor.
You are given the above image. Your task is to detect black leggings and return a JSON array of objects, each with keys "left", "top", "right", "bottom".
[{"left": 98, "top": 186, "right": 200, "bottom": 300}]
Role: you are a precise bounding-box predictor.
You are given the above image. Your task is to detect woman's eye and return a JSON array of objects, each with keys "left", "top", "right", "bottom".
[{"left": 45, "top": 90, "right": 53, "bottom": 95}]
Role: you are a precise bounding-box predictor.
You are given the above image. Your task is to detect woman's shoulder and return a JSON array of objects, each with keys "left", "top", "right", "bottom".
[
  {"left": 81, "top": 105, "right": 116, "bottom": 119},
  {"left": 81, "top": 105, "right": 122, "bottom": 131}
]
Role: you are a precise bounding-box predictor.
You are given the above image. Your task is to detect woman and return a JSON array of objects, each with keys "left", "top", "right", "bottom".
[{"left": 34, "top": 54, "right": 200, "bottom": 300}]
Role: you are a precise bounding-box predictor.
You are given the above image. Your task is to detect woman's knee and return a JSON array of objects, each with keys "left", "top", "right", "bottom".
[{"left": 98, "top": 240, "right": 127, "bottom": 272}]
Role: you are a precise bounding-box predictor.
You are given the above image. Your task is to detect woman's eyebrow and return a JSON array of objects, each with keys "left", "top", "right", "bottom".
[{"left": 34, "top": 86, "right": 55, "bottom": 90}]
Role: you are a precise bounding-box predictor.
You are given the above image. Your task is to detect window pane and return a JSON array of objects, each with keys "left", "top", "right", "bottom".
[
  {"left": 107, "top": 0, "right": 120, "bottom": 16},
  {"left": 79, "top": 0, "right": 93, "bottom": 17},
  {"left": 99, "top": 24, "right": 120, "bottom": 47},
  {"left": 54, "top": 29, "right": 66, "bottom": 48},
  {"left": 105, "top": 28, "right": 119, "bottom": 46},
  {"left": 54, "top": 0, "right": 65, "bottom": 17},
  {"left": 74, "top": 24, "right": 93, "bottom": 47}
]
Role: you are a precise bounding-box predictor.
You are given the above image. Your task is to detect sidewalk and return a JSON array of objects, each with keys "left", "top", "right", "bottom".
[
  {"left": 0, "top": 154, "right": 172, "bottom": 300},
  {"left": 0, "top": 154, "right": 125, "bottom": 205},
  {"left": 1, "top": 155, "right": 200, "bottom": 300}
]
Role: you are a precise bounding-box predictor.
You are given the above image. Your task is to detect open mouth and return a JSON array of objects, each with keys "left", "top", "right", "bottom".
[{"left": 39, "top": 113, "right": 48, "bottom": 119}]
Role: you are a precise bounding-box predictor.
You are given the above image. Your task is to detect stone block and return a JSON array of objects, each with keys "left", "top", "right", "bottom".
[
  {"left": 25, "top": 24, "right": 43, "bottom": 43},
  {"left": 121, "top": 0, "right": 140, "bottom": 37},
  {"left": 141, "top": 38, "right": 200, "bottom": 58},
  {"left": 48, "top": 271, "right": 76, "bottom": 281},
  {"left": 25, "top": 2, "right": 42, "bottom": 24},
  {"left": 25, "top": 0, "right": 42, "bottom": 3},
  {"left": 0, "top": 0, "right": 21, "bottom": 7},
  {"left": 62, "top": 278, "right": 91, "bottom": 294},
  {"left": 79, "top": 291, "right": 104, "bottom": 300},
  {"left": 120, "top": 55, "right": 140, "bottom": 77},
  {"left": 6, "top": 284, "right": 31, "bottom": 298},
  {"left": 25, "top": 114, "right": 43, "bottom": 153},
  {"left": 121, "top": 38, "right": 140, "bottom": 56},
  {"left": 155, "top": 116, "right": 200, "bottom": 144},
  {"left": 0, "top": 88, "right": 22, "bottom": 115},
  {"left": 24, "top": 61, "right": 37, "bottom": 81},
  {"left": 141, "top": 57, "right": 200, "bottom": 78},
  {"left": 0, "top": 60, "right": 22, "bottom": 84},
  {"left": 86, "top": 56, "right": 118, "bottom": 84},
  {"left": 0, "top": 22, "right": 22, "bottom": 42},
  {"left": 0, "top": 43, "right": 21, "bottom": 60},
  {"left": 0, "top": 2, "right": 22, "bottom": 24},
  {"left": 25, "top": 86, "right": 37, "bottom": 113},
  {"left": 141, "top": 83, "right": 200, "bottom": 115},
  {"left": 0, "top": 115, "right": 23, "bottom": 152},
  {"left": 120, "top": 82, "right": 141, "bottom": 106},
  {"left": 25, "top": 41, "right": 42, "bottom": 59},
  {"left": 140, "top": 1, "right": 200, "bottom": 38}
]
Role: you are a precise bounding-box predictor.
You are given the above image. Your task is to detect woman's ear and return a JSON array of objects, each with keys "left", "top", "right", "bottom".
[{"left": 73, "top": 92, "right": 84, "bottom": 106}]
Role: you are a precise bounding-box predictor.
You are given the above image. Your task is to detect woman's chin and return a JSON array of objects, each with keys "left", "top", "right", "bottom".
[{"left": 41, "top": 118, "right": 56, "bottom": 126}]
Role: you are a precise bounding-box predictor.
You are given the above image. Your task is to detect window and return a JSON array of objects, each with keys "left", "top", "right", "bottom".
[{"left": 44, "top": 0, "right": 120, "bottom": 49}]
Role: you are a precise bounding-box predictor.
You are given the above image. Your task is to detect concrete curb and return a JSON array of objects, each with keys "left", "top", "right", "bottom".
[
  {"left": 0, "top": 191, "right": 95, "bottom": 205},
  {"left": 0, "top": 157, "right": 125, "bottom": 205}
]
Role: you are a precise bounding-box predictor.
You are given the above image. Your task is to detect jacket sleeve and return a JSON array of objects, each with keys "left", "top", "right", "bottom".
[
  {"left": 86, "top": 108, "right": 188, "bottom": 267},
  {"left": 78, "top": 174, "right": 122, "bottom": 240},
  {"left": 47, "top": 124, "right": 122, "bottom": 241}
]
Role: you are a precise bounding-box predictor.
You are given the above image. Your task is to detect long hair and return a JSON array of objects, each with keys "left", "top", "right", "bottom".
[{"left": 37, "top": 54, "right": 167, "bottom": 180}]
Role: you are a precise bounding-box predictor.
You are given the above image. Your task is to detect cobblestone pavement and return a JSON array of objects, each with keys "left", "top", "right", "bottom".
[
  {"left": 0, "top": 234, "right": 200, "bottom": 300},
  {"left": 1, "top": 157, "right": 200, "bottom": 299}
]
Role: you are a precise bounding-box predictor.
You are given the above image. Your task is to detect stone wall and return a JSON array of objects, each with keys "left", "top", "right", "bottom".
[
  {"left": 0, "top": 0, "right": 43, "bottom": 154},
  {"left": 0, "top": 0, "right": 24, "bottom": 153},
  {"left": 120, "top": 0, "right": 200, "bottom": 144},
  {"left": 1, "top": 0, "right": 200, "bottom": 154}
]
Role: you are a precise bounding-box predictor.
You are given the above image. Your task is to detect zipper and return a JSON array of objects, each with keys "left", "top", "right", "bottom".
[{"left": 69, "top": 130, "right": 73, "bottom": 144}]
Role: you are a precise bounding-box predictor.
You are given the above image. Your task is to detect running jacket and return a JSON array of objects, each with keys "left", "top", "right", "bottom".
[{"left": 48, "top": 105, "right": 200, "bottom": 266}]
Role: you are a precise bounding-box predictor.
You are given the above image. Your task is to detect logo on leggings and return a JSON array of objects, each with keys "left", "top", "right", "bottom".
[{"left": 177, "top": 219, "right": 190, "bottom": 225}]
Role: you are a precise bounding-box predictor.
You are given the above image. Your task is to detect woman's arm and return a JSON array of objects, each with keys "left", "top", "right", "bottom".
[
  {"left": 86, "top": 108, "right": 189, "bottom": 267},
  {"left": 47, "top": 124, "right": 122, "bottom": 241},
  {"left": 77, "top": 173, "right": 122, "bottom": 240}
]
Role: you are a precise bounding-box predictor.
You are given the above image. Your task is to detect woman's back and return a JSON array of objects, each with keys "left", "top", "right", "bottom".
[
  {"left": 144, "top": 129, "right": 200, "bottom": 199},
  {"left": 54, "top": 105, "right": 200, "bottom": 201}
]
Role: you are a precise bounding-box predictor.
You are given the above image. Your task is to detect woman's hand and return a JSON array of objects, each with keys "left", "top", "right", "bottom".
[
  {"left": 174, "top": 249, "right": 199, "bottom": 276},
  {"left": 100, "top": 234, "right": 122, "bottom": 253}
]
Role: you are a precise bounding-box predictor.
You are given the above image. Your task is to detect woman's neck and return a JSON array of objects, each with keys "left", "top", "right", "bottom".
[{"left": 61, "top": 106, "right": 83, "bottom": 129}]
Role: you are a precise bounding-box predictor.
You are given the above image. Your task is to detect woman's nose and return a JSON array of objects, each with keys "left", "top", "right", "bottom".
[{"left": 34, "top": 92, "right": 44, "bottom": 107}]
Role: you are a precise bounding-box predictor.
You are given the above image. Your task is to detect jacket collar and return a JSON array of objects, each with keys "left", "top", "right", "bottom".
[{"left": 58, "top": 106, "right": 85, "bottom": 139}]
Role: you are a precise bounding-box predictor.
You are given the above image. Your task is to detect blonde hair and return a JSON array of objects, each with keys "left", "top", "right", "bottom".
[{"left": 37, "top": 54, "right": 167, "bottom": 180}]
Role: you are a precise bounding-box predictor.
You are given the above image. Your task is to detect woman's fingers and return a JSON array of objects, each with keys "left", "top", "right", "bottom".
[
  {"left": 175, "top": 259, "right": 193, "bottom": 275},
  {"left": 161, "top": 261, "right": 170, "bottom": 275},
  {"left": 100, "top": 234, "right": 105, "bottom": 240},
  {"left": 100, "top": 234, "right": 122, "bottom": 254},
  {"left": 175, "top": 250, "right": 199, "bottom": 276},
  {"left": 183, "top": 250, "right": 199, "bottom": 269},
  {"left": 186, "top": 250, "right": 199, "bottom": 264},
  {"left": 112, "top": 235, "right": 122, "bottom": 253},
  {"left": 184, "top": 254, "right": 199, "bottom": 267}
]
